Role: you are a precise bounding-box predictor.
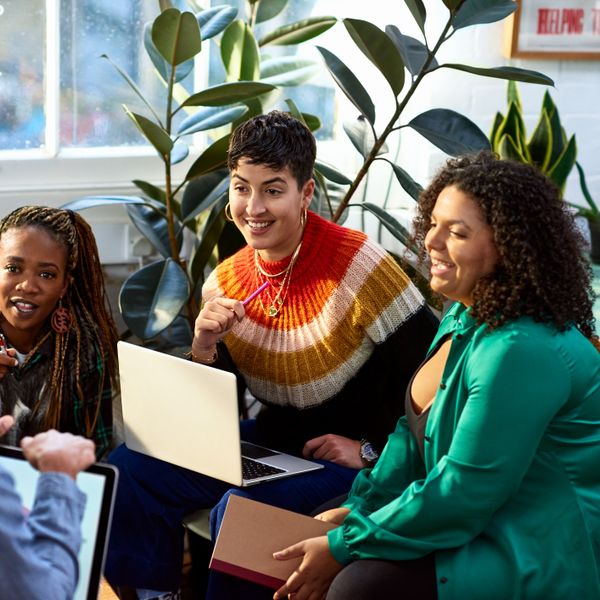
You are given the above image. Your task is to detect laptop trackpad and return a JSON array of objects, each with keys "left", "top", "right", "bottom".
[{"left": 241, "top": 442, "right": 280, "bottom": 459}]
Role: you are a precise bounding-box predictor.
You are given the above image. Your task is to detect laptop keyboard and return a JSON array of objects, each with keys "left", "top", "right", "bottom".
[{"left": 242, "top": 456, "right": 286, "bottom": 480}]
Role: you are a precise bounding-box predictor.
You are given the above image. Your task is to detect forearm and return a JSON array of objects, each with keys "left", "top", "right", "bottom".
[{"left": 0, "top": 473, "right": 86, "bottom": 600}]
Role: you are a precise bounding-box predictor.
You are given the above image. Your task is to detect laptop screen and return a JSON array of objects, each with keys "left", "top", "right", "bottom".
[{"left": 0, "top": 444, "right": 118, "bottom": 600}]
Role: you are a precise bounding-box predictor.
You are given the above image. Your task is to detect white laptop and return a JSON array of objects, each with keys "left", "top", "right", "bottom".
[
  {"left": 0, "top": 445, "right": 117, "bottom": 600},
  {"left": 117, "top": 341, "right": 323, "bottom": 487}
]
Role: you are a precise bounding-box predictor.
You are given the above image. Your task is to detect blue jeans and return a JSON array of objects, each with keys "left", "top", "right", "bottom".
[{"left": 104, "top": 420, "right": 358, "bottom": 591}]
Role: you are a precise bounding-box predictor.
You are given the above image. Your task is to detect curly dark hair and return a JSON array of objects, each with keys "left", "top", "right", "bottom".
[
  {"left": 227, "top": 110, "right": 316, "bottom": 188},
  {"left": 412, "top": 151, "right": 596, "bottom": 338}
]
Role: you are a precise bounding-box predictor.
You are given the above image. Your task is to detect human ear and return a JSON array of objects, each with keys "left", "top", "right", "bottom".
[{"left": 302, "top": 179, "right": 315, "bottom": 209}]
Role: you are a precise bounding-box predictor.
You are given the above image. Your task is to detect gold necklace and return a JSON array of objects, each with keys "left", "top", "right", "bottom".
[
  {"left": 254, "top": 241, "right": 303, "bottom": 278},
  {"left": 256, "top": 242, "right": 302, "bottom": 317}
]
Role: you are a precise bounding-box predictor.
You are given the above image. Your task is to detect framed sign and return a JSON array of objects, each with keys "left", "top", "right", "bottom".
[{"left": 505, "top": 0, "right": 600, "bottom": 59}]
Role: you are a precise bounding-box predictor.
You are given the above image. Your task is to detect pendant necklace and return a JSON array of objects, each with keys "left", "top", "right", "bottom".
[{"left": 255, "top": 241, "right": 302, "bottom": 317}]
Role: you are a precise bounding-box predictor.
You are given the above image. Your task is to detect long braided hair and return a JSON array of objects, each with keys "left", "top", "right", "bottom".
[{"left": 0, "top": 206, "right": 119, "bottom": 435}]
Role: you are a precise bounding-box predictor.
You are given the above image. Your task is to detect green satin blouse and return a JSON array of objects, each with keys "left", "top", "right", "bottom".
[{"left": 329, "top": 302, "right": 600, "bottom": 599}]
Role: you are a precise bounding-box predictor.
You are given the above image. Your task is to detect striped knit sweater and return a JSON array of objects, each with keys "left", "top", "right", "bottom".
[{"left": 203, "top": 212, "right": 437, "bottom": 453}]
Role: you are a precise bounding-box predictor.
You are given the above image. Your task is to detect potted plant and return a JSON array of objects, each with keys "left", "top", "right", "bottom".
[
  {"left": 64, "top": 0, "right": 552, "bottom": 346},
  {"left": 490, "top": 80, "right": 600, "bottom": 263}
]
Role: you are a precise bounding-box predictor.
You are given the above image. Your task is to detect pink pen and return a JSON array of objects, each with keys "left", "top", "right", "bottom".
[
  {"left": 242, "top": 281, "right": 270, "bottom": 306},
  {"left": 0, "top": 334, "right": 7, "bottom": 356}
]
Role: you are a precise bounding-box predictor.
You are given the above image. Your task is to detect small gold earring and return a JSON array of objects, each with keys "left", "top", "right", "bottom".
[{"left": 224, "top": 203, "right": 234, "bottom": 222}]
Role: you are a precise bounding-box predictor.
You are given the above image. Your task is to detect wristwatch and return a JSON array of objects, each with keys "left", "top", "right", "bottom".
[{"left": 359, "top": 439, "right": 379, "bottom": 464}]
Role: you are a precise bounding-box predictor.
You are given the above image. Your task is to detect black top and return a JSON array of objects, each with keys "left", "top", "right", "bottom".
[
  {"left": 405, "top": 372, "right": 431, "bottom": 460},
  {"left": 215, "top": 304, "right": 439, "bottom": 457}
]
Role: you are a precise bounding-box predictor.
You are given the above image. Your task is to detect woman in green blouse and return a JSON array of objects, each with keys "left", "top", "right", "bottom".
[{"left": 273, "top": 152, "right": 600, "bottom": 600}]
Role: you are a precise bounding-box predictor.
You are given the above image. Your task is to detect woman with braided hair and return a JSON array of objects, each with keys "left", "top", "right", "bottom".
[{"left": 0, "top": 205, "right": 119, "bottom": 458}]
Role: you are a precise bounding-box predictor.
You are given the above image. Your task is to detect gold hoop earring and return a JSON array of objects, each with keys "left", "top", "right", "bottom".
[
  {"left": 300, "top": 208, "right": 308, "bottom": 229},
  {"left": 224, "top": 203, "right": 234, "bottom": 222}
]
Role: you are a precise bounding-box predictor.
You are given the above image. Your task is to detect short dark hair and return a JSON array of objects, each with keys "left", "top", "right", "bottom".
[
  {"left": 412, "top": 151, "right": 596, "bottom": 338},
  {"left": 227, "top": 110, "right": 316, "bottom": 188}
]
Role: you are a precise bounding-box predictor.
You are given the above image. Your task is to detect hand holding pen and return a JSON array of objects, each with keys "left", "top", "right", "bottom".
[
  {"left": 0, "top": 334, "right": 18, "bottom": 380},
  {"left": 192, "top": 281, "right": 271, "bottom": 352}
]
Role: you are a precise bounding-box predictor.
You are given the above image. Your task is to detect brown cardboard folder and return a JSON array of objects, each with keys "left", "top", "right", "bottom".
[{"left": 209, "top": 494, "right": 337, "bottom": 589}]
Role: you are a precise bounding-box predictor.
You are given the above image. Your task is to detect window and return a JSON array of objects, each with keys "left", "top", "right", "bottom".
[
  {"left": 0, "top": 0, "right": 341, "bottom": 205},
  {"left": 0, "top": 0, "right": 162, "bottom": 152}
]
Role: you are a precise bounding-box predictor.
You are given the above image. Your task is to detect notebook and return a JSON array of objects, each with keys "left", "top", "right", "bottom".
[
  {"left": 117, "top": 341, "right": 323, "bottom": 487},
  {"left": 210, "top": 494, "right": 336, "bottom": 589},
  {"left": 0, "top": 444, "right": 118, "bottom": 600}
]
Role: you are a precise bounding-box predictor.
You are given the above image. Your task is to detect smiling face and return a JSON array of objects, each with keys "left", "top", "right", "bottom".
[
  {"left": 229, "top": 159, "right": 314, "bottom": 262},
  {"left": 0, "top": 226, "right": 69, "bottom": 352},
  {"left": 425, "top": 185, "right": 499, "bottom": 306}
]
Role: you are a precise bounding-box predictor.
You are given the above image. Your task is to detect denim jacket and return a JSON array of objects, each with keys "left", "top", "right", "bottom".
[{"left": 0, "top": 467, "right": 86, "bottom": 600}]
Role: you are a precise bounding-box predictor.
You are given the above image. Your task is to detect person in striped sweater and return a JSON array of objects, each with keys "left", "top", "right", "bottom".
[{"left": 105, "top": 111, "right": 438, "bottom": 600}]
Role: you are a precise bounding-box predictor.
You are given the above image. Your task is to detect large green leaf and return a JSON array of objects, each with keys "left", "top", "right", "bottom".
[
  {"left": 542, "top": 91, "right": 566, "bottom": 167},
  {"left": 385, "top": 27, "right": 437, "bottom": 76},
  {"left": 185, "top": 134, "right": 230, "bottom": 180},
  {"left": 442, "top": 64, "right": 554, "bottom": 86},
  {"left": 258, "top": 16, "right": 336, "bottom": 46},
  {"left": 260, "top": 57, "right": 319, "bottom": 86},
  {"left": 360, "top": 202, "right": 416, "bottom": 252},
  {"left": 547, "top": 134, "right": 577, "bottom": 193},
  {"left": 506, "top": 79, "right": 521, "bottom": 112},
  {"left": 403, "top": 0, "right": 427, "bottom": 35},
  {"left": 181, "top": 169, "right": 230, "bottom": 223},
  {"left": 344, "top": 19, "right": 405, "bottom": 97},
  {"left": 124, "top": 108, "right": 174, "bottom": 157},
  {"left": 497, "top": 134, "right": 527, "bottom": 162},
  {"left": 190, "top": 194, "right": 229, "bottom": 284},
  {"left": 489, "top": 111, "right": 504, "bottom": 145},
  {"left": 343, "top": 116, "right": 387, "bottom": 159},
  {"left": 171, "top": 140, "right": 189, "bottom": 164},
  {"left": 133, "top": 181, "right": 167, "bottom": 206},
  {"left": 575, "top": 161, "right": 600, "bottom": 215},
  {"left": 408, "top": 109, "right": 490, "bottom": 156},
  {"left": 61, "top": 196, "right": 148, "bottom": 212},
  {"left": 143, "top": 23, "right": 195, "bottom": 84},
  {"left": 126, "top": 203, "right": 182, "bottom": 258},
  {"left": 492, "top": 101, "right": 526, "bottom": 155},
  {"left": 120, "top": 258, "right": 190, "bottom": 340},
  {"left": 284, "top": 98, "right": 321, "bottom": 132},
  {"left": 156, "top": 314, "right": 193, "bottom": 347},
  {"left": 180, "top": 82, "right": 276, "bottom": 108},
  {"left": 316, "top": 46, "right": 375, "bottom": 125},
  {"left": 442, "top": 0, "right": 463, "bottom": 11},
  {"left": 527, "top": 110, "right": 553, "bottom": 170},
  {"left": 101, "top": 54, "right": 162, "bottom": 124},
  {"left": 197, "top": 5, "right": 238, "bottom": 40},
  {"left": 221, "top": 20, "right": 260, "bottom": 82},
  {"left": 256, "top": 0, "right": 288, "bottom": 23},
  {"left": 453, "top": 0, "right": 516, "bottom": 30},
  {"left": 384, "top": 159, "right": 423, "bottom": 201},
  {"left": 177, "top": 105, "right": 248, "bottom": 136},
  {"left": 314, "top": 160, "right": 352, "bottom": 185},
  {"left": 152, "top": 9, "right": 201, "bottom": 66}
]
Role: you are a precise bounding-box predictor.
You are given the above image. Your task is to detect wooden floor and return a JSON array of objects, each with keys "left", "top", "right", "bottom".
[{"left": 98, "top": 577, "right": 119, "bottom": 600}]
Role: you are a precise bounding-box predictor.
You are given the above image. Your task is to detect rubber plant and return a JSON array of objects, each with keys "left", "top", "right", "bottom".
[
  {"left": 63, "top": 0, "right": 337, "bottom": 345},
  {"left": 64, "top": 0, "right": 553, "bottom": 346}
]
